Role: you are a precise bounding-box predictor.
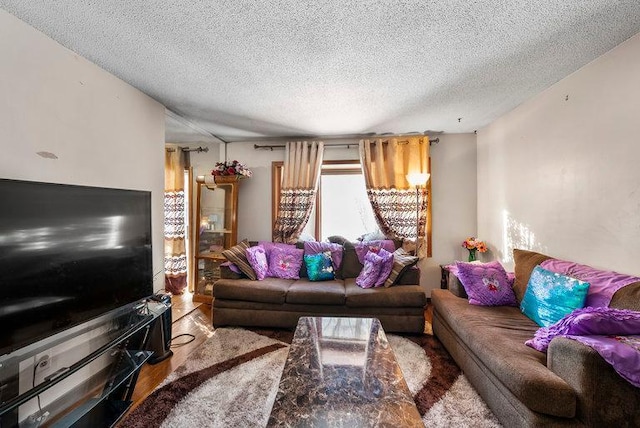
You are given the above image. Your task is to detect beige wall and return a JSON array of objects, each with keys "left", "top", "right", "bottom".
[
  {"left": 225, "top": 134, "right": 477, "bottom": 296},
  {"left": 477, "top": 32, "right": 640, "bottom": 275},
  {"left": 0, "top": 10, "right": 166, "bottom": 289}
]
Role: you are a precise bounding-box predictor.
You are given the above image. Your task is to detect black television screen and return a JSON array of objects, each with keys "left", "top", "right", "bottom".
[{"left": 0, "top": 179, "right": 153, "bottom": 357}]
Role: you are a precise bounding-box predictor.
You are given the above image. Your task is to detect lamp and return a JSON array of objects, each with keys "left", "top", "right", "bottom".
[{"left": 406, "top": 172, "right": 430, "bottom": 257}]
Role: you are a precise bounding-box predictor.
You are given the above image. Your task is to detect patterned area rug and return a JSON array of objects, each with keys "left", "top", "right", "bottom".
[{"left": 123, "top": 328, "right": 500, "bottom": 427}]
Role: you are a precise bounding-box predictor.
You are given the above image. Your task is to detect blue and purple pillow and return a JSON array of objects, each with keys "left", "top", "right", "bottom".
[
  {"left": 304, "top": 252, "right": 335, "bottom": 281},
  {"left": 520, "top": 265, "right": 590, "bottom": 327},
  {"left": 303, "top": 241, "right": 343, "bottom": 270}
]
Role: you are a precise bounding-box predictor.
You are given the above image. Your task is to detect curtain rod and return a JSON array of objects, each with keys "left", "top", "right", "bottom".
[
  {"left": 166, "top": 146, "right": 210, "bottom": 153},
  {"left": 253, "top": 138, "right": 439, "bottom": 151}
]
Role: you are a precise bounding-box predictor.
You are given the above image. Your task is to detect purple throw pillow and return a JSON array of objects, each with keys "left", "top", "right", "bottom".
[
  {"left": 268, "top": 246, "right": 304, "bottom": 280},
  {"left": 304, "top": 241, "right": 343, "bottom": 269},
  {"left": 258, "top": 241, "right": 296, "bottom": 276},
  {"left": 455, "top": 260, "right": 518, "bottom": 306},
  {"left": 526, "top": 306, "right": 640, "bottom": 352},
  {"left": 245, "top": 245, "right": 269, "bottom": 280},
  {"left": 374, "top": 248, "right": 394, "bottom": 287},
  {"left": 258, "top": 241, "right": 296, "bottom": 259},
  {"left": 354, "top": 240, "right": 396, "bottom": 264},
  {"left": 356, "top": 251, "right": 384, "bottom": 289}
]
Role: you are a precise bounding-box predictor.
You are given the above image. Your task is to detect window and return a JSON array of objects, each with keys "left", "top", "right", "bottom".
[
  {"left": 272, "top": 154, "right": 432, "bottom": 256},
  {"left": 273, "top": 161, "right": 378, "bottom": 241}
]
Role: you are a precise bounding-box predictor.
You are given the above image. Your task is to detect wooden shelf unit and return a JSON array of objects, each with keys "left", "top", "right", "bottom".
[{"left": 193, "top": 175, "right": 241, "bottom": 303}]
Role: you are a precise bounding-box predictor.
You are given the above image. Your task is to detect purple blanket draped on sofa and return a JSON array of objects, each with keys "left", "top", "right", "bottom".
[
  {"left": 568, "top": 334, "right": 640, "bottom": 387},
  {"left": 526, "top": 307, "right": 640, "bottom": 387},
  {"left": 540, "top": 259, "right": 640, "bottom": 307}
]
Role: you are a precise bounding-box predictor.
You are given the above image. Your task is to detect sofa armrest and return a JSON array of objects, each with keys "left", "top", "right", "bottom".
[
  {"left": 220, "top": 263, "right": 244, "bottom": 279},
  {"left": 447, "top": 272, "right": 468, "bottom": 298},
  {"left": 547, "top": 337, "right": 640, "bottom": 427},
  {"left": 396, "top": 266, "right": 420, "bottom": 285}
]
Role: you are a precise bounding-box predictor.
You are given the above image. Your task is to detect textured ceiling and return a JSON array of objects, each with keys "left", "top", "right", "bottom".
[{"left": 2, "top": 1, "right": 640, "bottom": 142}]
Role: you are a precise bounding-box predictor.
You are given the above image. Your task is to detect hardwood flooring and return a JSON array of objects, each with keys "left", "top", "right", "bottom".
[{"left": 127, "top": 294, "right": 214, "bottom": 416}]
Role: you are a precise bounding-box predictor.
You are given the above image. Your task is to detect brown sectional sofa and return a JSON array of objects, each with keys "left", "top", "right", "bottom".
[
  {"left": 213, "top": 241, "right": 427, "bottom": 333},
  {"left": 432, "top": 249, "right": 640, "bottom": 427}
]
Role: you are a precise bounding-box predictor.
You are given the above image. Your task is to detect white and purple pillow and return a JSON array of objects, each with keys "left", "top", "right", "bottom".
[
  {"left": 455, "top": 260, "right": 518, "bottom": 307},
  {"left": 373, "top": 248, "right": 394, "bottom": 287},
  {"left": 354, "top": 240, "right": 396, "bottom": 264},
  {"left": 258, "top": 241, "right": 297, "bottom": 276},
  {"left": 258, "top": 241, "right": 296, "bottom": 260},
  {"left": 356, "top": 251, "right": 384, "bottom": 289},
  {"left": 245, "top": 245, "right": 269, "bottom": 281},
  {"left": 268, "top": 246, "right": 304, "bottom": 280}
]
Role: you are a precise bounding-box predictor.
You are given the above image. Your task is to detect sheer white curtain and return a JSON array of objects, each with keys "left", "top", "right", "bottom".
[{"left": 273, "top": 141, "right": 324, "bottom": 243}]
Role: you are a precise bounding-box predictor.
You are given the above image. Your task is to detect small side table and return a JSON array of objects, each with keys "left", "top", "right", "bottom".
[
  {"left": 439, "top": 264, "right": 451, "bottom": 289},
  {"left": 439, "top": 263, "right": 468, "bottom": 298}
]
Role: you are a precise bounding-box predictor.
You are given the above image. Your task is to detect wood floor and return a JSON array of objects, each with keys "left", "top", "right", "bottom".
[
  {"left": 127, "top": 293, "right": 214, "bottom": 415},
  {"left": 125, "top": 294, "right": 434, "bottom": 421}
]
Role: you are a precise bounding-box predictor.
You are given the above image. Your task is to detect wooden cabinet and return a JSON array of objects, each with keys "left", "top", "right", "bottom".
[{"left": 194, "top": 175, "right": 240, "bottom": 302}]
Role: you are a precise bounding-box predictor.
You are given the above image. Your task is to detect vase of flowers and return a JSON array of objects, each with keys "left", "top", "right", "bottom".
[
  {"left": 462, "top": 237, "right": 487, "bottom": 262},
  {"left": 211, "top": 160, "right": 253, "bottom": 178}
]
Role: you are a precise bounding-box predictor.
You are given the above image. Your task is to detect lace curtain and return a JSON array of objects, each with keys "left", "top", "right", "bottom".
[
  {"left": 164, "top": 147, "right": 187, "bottom": 294},
  {"left": 359, "top": 137, "right": 430, "bottom": 257},
  {"left": 273, "top": 141, "right": 324, "bottom": 243}
]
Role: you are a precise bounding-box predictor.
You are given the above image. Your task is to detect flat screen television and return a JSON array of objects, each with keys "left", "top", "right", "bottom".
[{"left": 0, "top": 179, "right": 153, "bottom": 357}]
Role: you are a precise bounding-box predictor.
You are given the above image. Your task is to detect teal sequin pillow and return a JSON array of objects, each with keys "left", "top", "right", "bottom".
[
  {"left": 304, "top": 252, "right": 335, "bottom": 281},
  {"left": 521, "top": 265, "right": 590, "bottom": 327}
]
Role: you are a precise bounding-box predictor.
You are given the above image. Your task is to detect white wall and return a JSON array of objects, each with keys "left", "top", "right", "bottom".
[
  {"left": 0, "top": 10, "right": 166, "bottom": 287},
  {"left": 225, "top": 134, "right": 477, "bottom": 296},
  {"left": 477, "top": 31, "right": 640, "bottom": 275},
  {"left": 427, "top": 133, "right": 478, "bottom": 293},
  {"left": 0, "top": 10, "right": 165, "bottom": 420},
  {"left": 225, "top": 140, "right": 359, "bottom": 242}
]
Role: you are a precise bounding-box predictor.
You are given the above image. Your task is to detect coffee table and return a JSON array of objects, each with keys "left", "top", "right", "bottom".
[{"left": 267, "top": 316, "right": 422, "bottom": 427}]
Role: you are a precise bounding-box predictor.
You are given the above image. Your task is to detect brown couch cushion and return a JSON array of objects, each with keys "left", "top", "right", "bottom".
[
  {"left": 214, "top": 278, "right": 293, "bottom": 304},
  {"left": 286, "top": 279, "right": 346, "bottom": 305},
  {"left": 344, "top": 279, "right": 426, "bottom": 308},
  {"left": 219, "top": 263, "right": 245, "bottom": 280},
  {"left": 338, "top": 242, "right": 363, "bottom": 279},
  {"left": 513, "top": 249, "right": 553, "bottom": 303},
  {"left": 609, "top": 281, "right": 640, "bottom": 311},
  {"left": 396, "top": 265, "right": 420, "bottom": 285},
  {"left": 432, "top": 289, "right": 576, "bottom": 418}
]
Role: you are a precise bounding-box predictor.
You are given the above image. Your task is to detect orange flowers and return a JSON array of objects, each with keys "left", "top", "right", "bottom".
[{"left": 462, "top": 237, "right": 488, "bottom": 252}]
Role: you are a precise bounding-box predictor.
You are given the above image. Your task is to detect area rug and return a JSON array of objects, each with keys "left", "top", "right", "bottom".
[{"left": 123, "top": 328, "right": 501, "bottom": 427}]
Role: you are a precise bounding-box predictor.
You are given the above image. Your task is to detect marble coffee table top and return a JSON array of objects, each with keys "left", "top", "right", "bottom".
[{"left": 267, "top": 317, "right": 422, "bottom": 427}]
